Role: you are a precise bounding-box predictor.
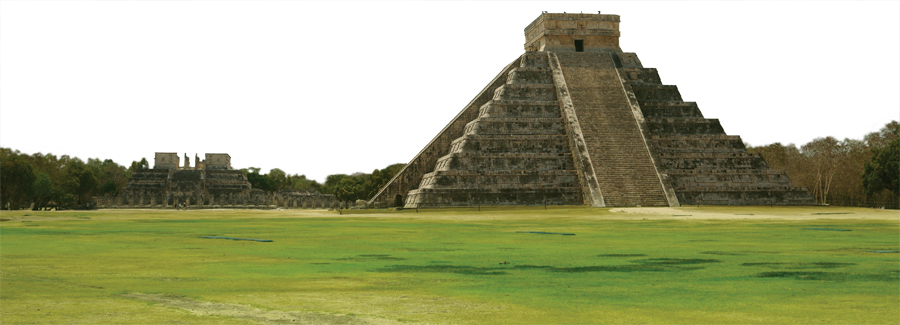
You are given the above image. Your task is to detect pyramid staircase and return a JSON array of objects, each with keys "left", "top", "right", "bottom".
[
  {"left": 404, "top": 52, "right": 583, "bottom": 207},
  {"left": 554, "top": 52, "right": 672, "bottom": 207}
]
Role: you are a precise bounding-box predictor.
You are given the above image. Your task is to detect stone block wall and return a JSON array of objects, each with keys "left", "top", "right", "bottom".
[
  {"left": 523, "top": 13, "right": 621, "bottom": 52},
  {"left": 154, "top": 153, "right": 179, "bottom": 169}
]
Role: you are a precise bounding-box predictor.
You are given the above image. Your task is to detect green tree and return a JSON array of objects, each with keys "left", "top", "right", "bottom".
[
  {"left": 802, "top": 137, "right": 841, "bottom": 205},
  {"left": 245, "top": 167, "right": 276, "bottom": 192},
  {"left": 62, "top": 158, "right": 98, "bottom": 206},
  {"left": 864, "top": 120, "right": 899, "bottom": 150},
  {"left": 0, "top": 151, "right": 36, "bottom": 209},
  {"left": 268, "top": 168, "right": 288, "bottom": 191},
  {"left": 98, "top": 180, "right": 119, "bottom": 196},
  {"left": 334, "top": 176, "right": 364, "bottom": 202},
  {"left": 129, "top": 158, "right": 149, "bottom": 173},
  {"left": 364, "top": 163, "right": 404, "bottom": 199},
  {"left": 862, "top": 138, "right": 899, "bottom": 197},
  {"left": 320, "top": 163, "right": 405, "bottom": 203},
  {"left": 31, "top": 171, "right": 56, "bottom": 210},
  {"left": 287, "top": 174, "right": 321, "bottom": 192},
  {"left": 100, "top": 159, "right": 128, "bottom": 195},
  {"left": 321, "top": 174, "right": 350, "bottom": 195}
]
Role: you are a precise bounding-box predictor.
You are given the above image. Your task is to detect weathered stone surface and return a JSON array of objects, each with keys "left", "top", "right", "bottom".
[
  {"left": 97, "top": 153, "right": 336, "bottom": 209},
  {"left": 369, "top": 12, "right": 813, "bottom": 207},
  {"left": 402, "top": 52, "right": 583, "bottom": 207},
  {"left": 614, "top": 53, "right": 814, "bottom": 205},
  {"left": 366, "top": 58, "right": 522, "bottom": 208},
  {"left": 555, "top": 51, "right": 673, "bottom": 207}
]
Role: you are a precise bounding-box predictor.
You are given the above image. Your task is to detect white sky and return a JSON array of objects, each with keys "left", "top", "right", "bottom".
[{"left": 2, "top": 1, "right": 898, "bottom": 183}]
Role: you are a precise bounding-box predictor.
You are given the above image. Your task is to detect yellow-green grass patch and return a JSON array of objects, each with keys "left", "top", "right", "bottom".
[{"left": 1, "top": 207, "right": 897, "bottom": 324}]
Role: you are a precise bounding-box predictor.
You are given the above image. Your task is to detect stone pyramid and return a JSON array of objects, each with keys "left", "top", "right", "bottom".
[{"left": 370, "top": 12, "right": 813, "bottom": 208}]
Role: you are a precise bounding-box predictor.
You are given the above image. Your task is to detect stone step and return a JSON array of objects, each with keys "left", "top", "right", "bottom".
[
  {"left": 646, "top": 118, "right": 725, "bottom": 135},
  {"left": 520, "top": 53, "right": 550, "bottom": 68},
  {"left": 479, "top": 100, "right": 561, "bottom": 118},
  {"left": 464, "top": 117, "right": 565, "bottom": 135},
  {"left": 658, "top": 152, "right": 763, "bottom": 159},
  {"left": 630, "top": 84, "right": 683, "bottom": 101},
  {"left": 675, "top": 187, "right": 814, "bottom": 205},
  {"left": 555, "top": 56, "right": 671, "bottom": 207},
  {"left": 493, "top": 83, "right": 557, "bottom": 101},
  {"left": 677, "top": 186, "right": 810, "bottom": 192},
  {"left": 619, "top": 67, "right": 662, "bottom": 84},
  {"left": 650, "top": 134, "right": 741, "bottom": 141},
  {"left": 417, "top": 170, "right": 580, "bottom": 190},
  {"left": 435, "top": 153, "right": 575, "bottom": 171},
  {"left": 669, "top": 173, "right": 796, "bottom": 188},
  {"left": 449, "top": 134, "right": 570, "bottom": 154},
  {"left": 405, "top": 187, "right": 581, "bottom": 207},
  {"left": 639, "top": 102, "right": 704, "bottom": 118},
  {"left": 651, "top": 135, "right": 746, "bottom": 153},
  {"left": 507, "top": 67, "right": 553, "bottom": 84},
  {"left": 667, "top": 169, "right": 787, "bottom": 175},
  {"left": 657, "top": 152, "right": 768, "bottom": 170},
  {"left": 126, "top": 183, "right": 167, "bottom": 189}
]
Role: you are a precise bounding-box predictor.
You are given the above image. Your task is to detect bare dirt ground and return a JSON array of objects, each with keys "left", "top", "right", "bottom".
[
  {"left": 1, "top": 206, "right": 896, "bottom": 223},
  {"left": 121, "top": 293, "right": 403, "bottom": 325},
  {"left": 607, "top": 207, "right": 899, "bottom": 220}
]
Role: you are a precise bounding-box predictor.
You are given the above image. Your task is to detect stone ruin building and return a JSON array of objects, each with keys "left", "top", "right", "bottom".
[
  {"left": 95, "top": 152, "right": 336, "bottom": 209},
  {"left": 369, "top": 12, "right": 813, "bottom": 208}
]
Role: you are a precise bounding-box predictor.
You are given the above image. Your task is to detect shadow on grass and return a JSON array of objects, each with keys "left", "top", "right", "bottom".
[
  {"left": 742, "top": 262, "right": 856, "bottom": 269},
  {"left": 376, "top": 265, "right": 508, "bottom": 275},
  {"left": 756, "top": 271, "right": 898, "bottom": 281},
  {"left": 376, "top": 258, "right": 721, "bottom": 275},
  {"left": 550, "top": 258, "right": 721, "bottom": 273},
  {"left": 598, "top": 254, "right": 647, "bottom": 257},
  {"left": 633, "top": 258, "right": 720, "bottom": 265},
  {"left": 402, "top": 248, "right": 462, "bottom": 252},
  {"left": 700, "top": 251, "right": 746, "bottom": 256},
  {"left": 337, "top": 254, "right": 406, "bottom": 261},
  {"left": 701, "top": 251, "right": 781, "bottom": 256}
]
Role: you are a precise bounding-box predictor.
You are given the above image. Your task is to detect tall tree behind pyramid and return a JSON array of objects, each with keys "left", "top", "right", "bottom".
[{"left": 370, "top": 12, "right": 813, "bottom": 208}]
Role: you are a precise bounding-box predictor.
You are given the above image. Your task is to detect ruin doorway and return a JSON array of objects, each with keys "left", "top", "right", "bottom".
[
  {"left": 394, "top": 195, "right": 403, "bottom": 207},
  {"left": 574, "top": 40, "right": 584, "bottom": 52}
]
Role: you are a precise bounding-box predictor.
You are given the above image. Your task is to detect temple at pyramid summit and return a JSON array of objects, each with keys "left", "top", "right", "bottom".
[{"left": 369, "top": 12, "right": 813, "bottom": 208}]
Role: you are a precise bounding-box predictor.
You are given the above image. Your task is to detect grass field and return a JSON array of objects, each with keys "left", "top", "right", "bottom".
[{"left": 1, "top": 206, "right": 897, "bottom": 324}]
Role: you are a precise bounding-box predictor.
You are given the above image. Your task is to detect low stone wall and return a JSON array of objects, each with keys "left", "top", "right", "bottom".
[{"left": 96, "top": 190, "right": 336, "bottom": 209}]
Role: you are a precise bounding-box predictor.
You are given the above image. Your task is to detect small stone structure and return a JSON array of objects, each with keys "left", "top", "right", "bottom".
[
  {"left": 96, "top": 153, "right": 336, "bottom": 209},
  {"left": 369, "top": 12, "right": 813, "bottom": 208}
]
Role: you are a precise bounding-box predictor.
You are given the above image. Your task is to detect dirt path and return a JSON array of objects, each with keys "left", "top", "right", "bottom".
[
  {"left": 608, "top": 207, "right": 899, "bottom": 220},
  {"left": 121, "top": 293, "right": 402, "bottom": 325}
]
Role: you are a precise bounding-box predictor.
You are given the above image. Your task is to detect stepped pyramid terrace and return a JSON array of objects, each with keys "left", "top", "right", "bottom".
[{"left": 370, "top": 12, "right": 813, "bottom": 208}]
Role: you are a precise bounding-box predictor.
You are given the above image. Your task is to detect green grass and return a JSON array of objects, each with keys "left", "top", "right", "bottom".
[{"left": 1, "top": 206, "right": 898, "bottom": 324}]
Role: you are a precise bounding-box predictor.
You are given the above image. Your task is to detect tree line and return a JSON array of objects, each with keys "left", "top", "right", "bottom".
[
  {"left": 239, "top": 163, "right": 404, "bottom": 203},
  {"left": 0, "top": 147, "right": 406, "bottom": 210},
  {"left": 2, "top": 121, "right": 896, "bottom": 209},
  {"left": 0, "top": 148, "right": 133, "bottom": 209},
  {"left": 746, "top": 120, "right": 898, "bottom": 208}
]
